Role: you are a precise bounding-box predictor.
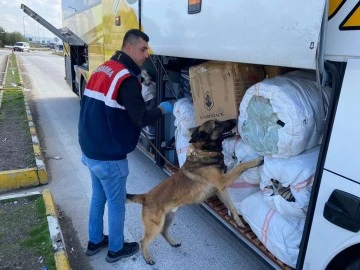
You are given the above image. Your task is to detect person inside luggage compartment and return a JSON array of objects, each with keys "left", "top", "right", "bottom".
[{"left": 78, "top": 29, "right": 173, "bottom": 263}]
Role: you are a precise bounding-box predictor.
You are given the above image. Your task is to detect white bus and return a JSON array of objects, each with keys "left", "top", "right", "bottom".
[{"left": 22, "top": 1, "right": 360, "bottom": 269}]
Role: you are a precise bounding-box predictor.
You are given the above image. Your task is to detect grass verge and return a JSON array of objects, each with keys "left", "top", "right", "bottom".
[
  {"left": 5, "top": 53, "right": 21, "bottom": 88},
  {"left": 0, "top": 90, "right": 35, "bottom": 171},
  {"left": 0, "top": 194, "right": 56, "bottom": 269}
]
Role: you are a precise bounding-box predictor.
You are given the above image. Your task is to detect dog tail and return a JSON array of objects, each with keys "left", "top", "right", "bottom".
[{"left": 126, "top": 193, "right": 145, "bottom": 204}]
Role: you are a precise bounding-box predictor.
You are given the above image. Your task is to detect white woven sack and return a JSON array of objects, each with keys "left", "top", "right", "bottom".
[
  {"left": 229, "top": 181, "right": 260, "bottom": 213},
  {"left": 175, "top": 129, "right": 190, "bottom": 167},
  {"left": 222, "top": 136, "right": 262, "bottom": 211},
  {"left": 174, "top": 98, "right": 197, "bottom": 167},
  {"left": 260, "top": 146, "right": 319, "bottom": 217},
  {"left": 234, "top": 139, "right": 261, "bottom": 184},
  {"left": 222, "top": 136, "right": 241, "bottom": 169},
  {"left": 223, "top": 136, "right": 262, "bottom": 184},
  {"left": 173, "top": 98, "right": 197, "bottom": 137},
  {"left": 238, "top": 74, "right": 327, "bottom": 158},
  {"left": 240, "top": 191, "right": 305, "bottom": 268}
]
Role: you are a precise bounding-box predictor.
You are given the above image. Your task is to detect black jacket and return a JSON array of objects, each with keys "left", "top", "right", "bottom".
[
  {"left": 112, "top": 51, "right": 162, "bottom": 127},
  {"left": 78, "top": 51, "right": 162, "bottom": 160}
]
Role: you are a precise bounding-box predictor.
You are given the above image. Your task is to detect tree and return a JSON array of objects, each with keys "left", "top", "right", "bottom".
[
  {"left": 5, "top": 32, "right": 25, "bottom": 46},
  {"left": 0, "top": 26, "right": 26, "bottom": 47},
  {"left": 0, "top": 26, "right": 6, "bottom": 48}
]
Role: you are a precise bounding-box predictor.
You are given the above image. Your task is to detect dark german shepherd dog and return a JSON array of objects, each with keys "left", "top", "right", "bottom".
[{"left": 127, "top": 119, "right": 263, "bottom": 265}]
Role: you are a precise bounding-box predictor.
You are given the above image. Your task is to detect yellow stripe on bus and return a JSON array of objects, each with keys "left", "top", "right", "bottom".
[
  {"left": 342, "top": 3, "right": 360, "bottom": 28},
  {"left": 328, "top": 0, "right": 345, "bottom": 19}
]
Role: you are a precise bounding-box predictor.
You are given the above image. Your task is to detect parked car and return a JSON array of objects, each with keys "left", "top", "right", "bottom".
[{"left": 13, "top": 42, "right": 30, "bottom": 52}]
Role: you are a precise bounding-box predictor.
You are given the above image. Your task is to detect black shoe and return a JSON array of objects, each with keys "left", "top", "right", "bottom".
[
  {"left": 105, "top": 242, "right": 139, "bottom": 263},
  {"left": 86, "top": 235, "right": 109, "bottom": 256}
]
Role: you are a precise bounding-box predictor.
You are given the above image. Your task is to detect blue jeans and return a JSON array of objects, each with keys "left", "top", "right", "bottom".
[{"left": 82, "top": 154, "right": 129, "bottom": 252}]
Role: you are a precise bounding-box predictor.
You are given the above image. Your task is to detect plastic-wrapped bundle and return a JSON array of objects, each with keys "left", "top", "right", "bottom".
[
  {"left": 222, "top": 136, "right": 239, "bottom": 169},
  {"left": 260, "top": 146, "right": 320, "bottom": 217},
  {"left": 238, "top": 72, "right": 328, "bottom": 158},
  {"left": 174, "top": 98, "right": 197, "bottom": 137},
  {"left": 240, "top": 191, "right": 305, "bottom": 268},
  {"left": 174, "top": 98, "right": 197, "bottom": 167},
  {"left": 223, "top": 136, "right": 262, "bottom": 184},
  {"left": 222, "top": 136, "right": 261, "bottom": 211},
  {"left": 141, "top": 69, "right": 156, "bottom": 102},
  {"left": 234, "top": 139, "right": 262, "bottom": 184}
]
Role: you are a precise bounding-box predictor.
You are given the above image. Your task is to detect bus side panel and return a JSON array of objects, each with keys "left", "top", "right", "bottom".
[
  {"left": 128, "top": 0, "right": 326, "bottom": 69},
  {"left": 303, "top": 171, "right": 360, "bottom": 269},
  {"left": 325, "top": 0, "right": 360, "bottom": 61},
  {"left": 63, "top": 4, "right": 104, "bottom": 73},
  {"left": 303, "top": 59, "right": 360, "bottom": 269},
  {"left": 323, "top": 59, "right": 360, "bottom": 181},
  {"left": 102, "top": 0, "right": 141, "bottom": 59}
]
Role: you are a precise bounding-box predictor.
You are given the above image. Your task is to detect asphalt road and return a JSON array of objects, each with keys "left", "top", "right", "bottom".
[{"left": 8, "top": 50, "right": 273, "bottom": 270}]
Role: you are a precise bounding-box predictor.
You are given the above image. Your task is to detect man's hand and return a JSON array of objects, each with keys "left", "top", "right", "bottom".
[{"left": 158, "top": 101, "right": 174, "bottom": 114}]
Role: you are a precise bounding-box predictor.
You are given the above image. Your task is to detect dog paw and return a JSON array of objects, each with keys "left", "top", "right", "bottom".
[
  {"left": 171, "top": 242, "right": 181, "bottom": 248},
  {"left": 235, "top": 221, "right": 246, "bottom": 228},
  {"left": 255, "top": 156, "right": 264, "bottom": 166},
  {"left": 231, "top": 213, "right": 246, "bottom": 228},
  {"left": 146, "top": 259, "right": 156, "bottom": 265},
  {"left": 234, "top": 218, "right": 246, "bottom": 228}
]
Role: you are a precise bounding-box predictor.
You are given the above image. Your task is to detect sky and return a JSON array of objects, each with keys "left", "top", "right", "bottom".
[{"left": 0, "top": 0, "right": 62, "bottom": 41}]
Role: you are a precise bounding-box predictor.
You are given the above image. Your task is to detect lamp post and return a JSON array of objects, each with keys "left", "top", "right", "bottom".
[
  {"left": 39, "top": 28, "right": 44, "bottom": 44},
  {"left": 23, "top": 17, "right": 25, "bottom": 36},
  {"left": 38, "top": 25, "right": 42, "bottom": 43}
]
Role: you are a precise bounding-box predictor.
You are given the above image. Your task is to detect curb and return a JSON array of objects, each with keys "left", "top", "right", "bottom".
[
  {"left": 0, "top": 189, "right": 71, "bottom": 270},
  {"left": 1, "top": 52, "right": 10, "bottom": 87},
  {"left": 0, "top": 53, "right": 48, "bottom": 191},
  {"left": 42, "top": 189, "right": 71, "bottom": 270}
]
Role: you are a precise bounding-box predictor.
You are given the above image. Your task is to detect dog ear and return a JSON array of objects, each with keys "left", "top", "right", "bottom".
[
  {"left": 189, "top": 135, "right": 199, "bottom": 143},
  {"left": 189, "top": 131, "right": 208, "bottom": 143},
  {"left": 188, "top": 126, "right": 199, "bottom": 135},
  {"left": 189, "top": 127, "right": 200, "bottom": 143},
  {"left": 188, "top": 126, "right": 199, "bottom": 143}
]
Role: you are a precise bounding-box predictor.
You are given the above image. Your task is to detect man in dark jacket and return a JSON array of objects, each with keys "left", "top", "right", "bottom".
[{"left": 78, "top": 29, "right": 173, "bottom": 263}]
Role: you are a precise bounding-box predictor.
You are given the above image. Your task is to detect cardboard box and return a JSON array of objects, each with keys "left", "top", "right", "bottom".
[
  {"left": 264, "top": 65, "right": 291, "bottom": 79},
  {"left": 189, "top": 61, "right": 265, "bottom": 125}
]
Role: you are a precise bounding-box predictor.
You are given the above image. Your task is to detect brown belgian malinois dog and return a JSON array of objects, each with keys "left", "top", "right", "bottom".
[{"left": 127, "top": 119, "right": 263, "bottom": 265}]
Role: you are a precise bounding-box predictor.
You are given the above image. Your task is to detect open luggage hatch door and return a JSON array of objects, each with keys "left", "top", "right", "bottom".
[{"left": 21, "top": 4, "right": 85, "bottom": 46}]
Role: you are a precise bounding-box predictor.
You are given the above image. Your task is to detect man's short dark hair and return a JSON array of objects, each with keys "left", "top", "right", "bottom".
[{"left": 122, "top": 29, "right": 149, "bottom": 49}]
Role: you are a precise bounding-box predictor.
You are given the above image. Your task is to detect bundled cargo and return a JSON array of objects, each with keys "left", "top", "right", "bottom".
[
  {"left": 141, "top": 69, "right": 157, "bottom": 136},
  {"left": 238, "top": 71, "right": 329, "bottom": 158},
  {"left": 240, "top": 191, "right": 305, "bottom": 268},
  {"left": 222, "top": 136, "right": 239, "bottom": 169},
  {"left": 173, "top": 98, "right": 197, "bottom": 167},
  {"left": 260, "top": 146, "right": 320, "bottom": 217},
  {"left": 233, "top": 138, "right": 262, "bottom": 184},
  {"left": 222, "top": 136, "right": 261, "bottom": 211},
  {"left": 222, "top": 136, "right": 262, "bottom": 182},
  {"left": 141, "top": 69, "right": 156, "bottom": 103}
]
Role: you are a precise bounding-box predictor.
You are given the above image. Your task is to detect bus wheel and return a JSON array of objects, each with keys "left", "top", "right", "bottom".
[
  {"left": 326, "top": 244, "right": 360, "bottom": 270},
  {"left": 346, "top": 258, "right": 360, "bottom": 270}
]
